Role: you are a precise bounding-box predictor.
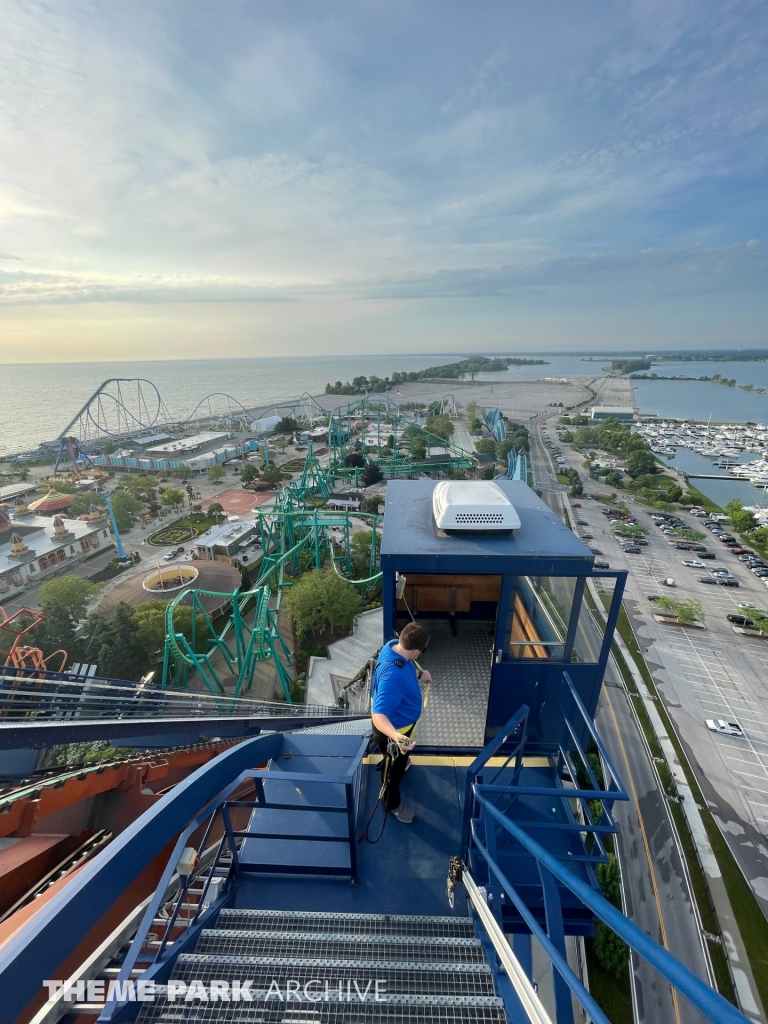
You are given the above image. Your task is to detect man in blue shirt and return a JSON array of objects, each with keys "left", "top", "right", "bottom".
[{"left": 371, "top": 622, "right": 432, "bottom": 823}]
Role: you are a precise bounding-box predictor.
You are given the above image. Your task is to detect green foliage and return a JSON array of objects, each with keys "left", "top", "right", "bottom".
[
  {"left": 594, "top": 922, "right": 630, "bottom": 979},
  {"left": 361, "top": 495, "right": 382, "bottom": 514},
  {"left": 725, "top": 498, "right": 758, "bottom": 534},
  {"left": 207, "top": 464, "right": 225, "bottom": 483},
  {"left": 240, "top": 463, "right": 258, "bottom": 485},
  {"left": 464, "top": 401, "right": 478, "bottom": 421},
  {"left": 360, "top": 462, "right": 383, "bottom": 487},
  {"left": 324, "top": 358, "right": 538, "bottom": 395},
  {"left": 261, "top": 463, "right": 283, "bottom": 485},
  {"left": 670, "top": 527, "right": 705, "bottom": 542},
  {"left": 655, "top": 597, "right": 704, "bottom": 624},
  {"left": 624, "top": 448, "right": 657, "bottom": 477},
  {"left": 160, "top": 486, "right": 185, "bottom": 509},
  {"left": 284, "top": 569, "right": 360, "bottom": 637},
  {"left": 469, "top": 418, "right": 484, "bottom": 433},
  {"left": 39, "top": 575, "right": 100, "bottom": 621},
  {"left": 132, "top": 599, "right": 211, "bottom": 656},
  {"left": 612, "top": 523, "right": 649, "bottom": 537},
  {"left": 67, "top": 492, "right": 106, "bottom": 517},
  {"left": 110, "top": 490, "right": 144, "bottom": 531},
  {"left": 274, "top": 417, "right": 298, "bottom": 434},
  {"left": 172, "top": 467, "right": 188, "bottom": 480},
  {"left": 28, "top": 606, "right": 83, "bottom": 666},
  {"left": 559, "top": 430, "right": 574, "bottom": 443},
  {"left": 345, "top": 451, "right": 366, "bottom": 468},
  {"left": 87, "top": 603, "right": 148, "bottom": 681},
  {"left": 605, "top": 470, "right": 623, "bottom": 488},
  {"left": 424, "top": 414, "right": 454, "bottom": 440},
  {"left": 350, "top": 529, "right": 381, "bottom": 577},
  {"left": 121, "top": 475, "right": 156, "bottom": 501},
  {"left": 207, "top": 502, "right": 224, "bottom": 517},
  {"left": 412, "top": 438, "right": 427, "bottom": 458},
  {"left": 570, "top": 481, "right": 583, "bottom": 497},
  {"left": 474, "top": 438, "right": 497, "bottom": 455},
  {"left": 597, "top": 853, "right": 622, "bottom": 906}
]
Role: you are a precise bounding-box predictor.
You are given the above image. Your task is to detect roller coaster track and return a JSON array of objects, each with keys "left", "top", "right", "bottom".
[{"left": 162, "top": 501, "right": 382, "bottom": 700}]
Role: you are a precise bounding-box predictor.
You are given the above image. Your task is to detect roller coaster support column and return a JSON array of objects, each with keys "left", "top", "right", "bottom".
[{"left": 103, "top": 492, "right": 127, "bottom": 561}]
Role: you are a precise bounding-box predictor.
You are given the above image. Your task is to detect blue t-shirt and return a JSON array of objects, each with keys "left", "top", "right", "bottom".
[{"left": 372, "top": 640, "right": 423, "bottom": 729}]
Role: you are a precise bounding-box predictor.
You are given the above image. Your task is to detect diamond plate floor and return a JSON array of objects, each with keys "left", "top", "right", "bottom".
[{"left": 416, "top": 620, "right": 495, "bottom": 747}]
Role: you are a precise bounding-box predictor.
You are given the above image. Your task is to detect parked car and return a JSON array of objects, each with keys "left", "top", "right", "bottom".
[
  {"left": 727, "top": 614, "right": 754, "bottom": 626},
  {"left": 648, "top": 594, "right": 663, "bottom": 602},
  {"left": 589, "top": 547, "right": 603, "bottom": 555},
  {"left": 636, "top": 539, "right": 649, "bottom": 546},
  {"left": 576, "top": 519, "right": 589, "bottom": 525},
  {"left": 623, "top": 545, "right": 641, "bottom": 554},
  {"left": 698, "top": 576, "right": 718, "bottom": 584},
  {"left": 718, "top": 578, "right": 739, "bottom": 587},
  {"left": 674, "top": 542, "right": 691, "bottom": 550},
  {"left": 682, "top": 560, "right": 705, "bottom": 568},
  {"left": 581, "top": 533, "right": 594, "bottom": 540},
  {"left": 699, "top": 552, "right": 717, "bottom": 559},
  {"left": 571, "top": 502, "right": 582, "bottom": 508},
  {"left": 706, "top": 719, "right": 743, "bottom": 737},
  {"left": 594, "top": 560, "right": 610, "bottom": 569},
  {"left": 690, "top": 545, "right": 707, "bottom": 553}
]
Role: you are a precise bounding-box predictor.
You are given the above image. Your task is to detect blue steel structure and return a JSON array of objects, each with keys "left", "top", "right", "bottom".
[
  {"left": 0, "top": 480, "right": 749, "bottom": 1024},
  {"left": 482, "top": 406, "right": 507, "bottom": 442}
]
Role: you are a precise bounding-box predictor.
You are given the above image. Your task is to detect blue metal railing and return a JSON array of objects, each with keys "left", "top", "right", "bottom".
[
  {"left": 482, "top": 406, "right": 507, "bottom": 442},
  {"left": 461, "top": 674, "right": 748, "bottom": 1024}
]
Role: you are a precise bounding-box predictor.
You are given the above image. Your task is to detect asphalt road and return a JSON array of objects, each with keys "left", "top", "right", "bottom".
[
  {"left": 531, "top": 413, "right": 711, "bottom": 1024},
  {"left": 552, "top": 422, "right": 768, "bottom": 926}
]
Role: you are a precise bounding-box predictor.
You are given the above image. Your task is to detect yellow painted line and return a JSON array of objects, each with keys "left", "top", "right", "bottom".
[
  {"left": 362, "top": 754, "right": 550, "bottom": 767},
  {"left": 604, "top": 686, "right": 683, "bottom": 1024}
]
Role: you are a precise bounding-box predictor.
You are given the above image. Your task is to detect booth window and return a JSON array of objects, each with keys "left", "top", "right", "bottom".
[{"left": 504, "top": 574, "right": 600, "bottom": 664}]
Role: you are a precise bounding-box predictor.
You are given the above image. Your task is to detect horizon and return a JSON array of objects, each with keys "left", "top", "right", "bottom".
[{"left": 1, "top": 2, "right": 766, "bottom": 361}]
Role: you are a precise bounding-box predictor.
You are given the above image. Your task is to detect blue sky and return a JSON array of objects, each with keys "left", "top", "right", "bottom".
[{"left": 0, "top": 0, "right": 766, "bottom": 361}]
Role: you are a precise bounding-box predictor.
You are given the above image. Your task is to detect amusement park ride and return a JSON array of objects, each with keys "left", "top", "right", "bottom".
[{"left": 0, "top": 606, "right": 67, "bottom": 672}]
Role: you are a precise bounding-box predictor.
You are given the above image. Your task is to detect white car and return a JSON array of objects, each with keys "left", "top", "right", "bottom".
[
  {"left": 706, "top": 719, "right": 744, "bottom": 737},
  {"left": 162, "top": 551, "right": 177, "bottom": 561},
  {"left": 681, "top": 560, "right": 705, "bottom": 568}
]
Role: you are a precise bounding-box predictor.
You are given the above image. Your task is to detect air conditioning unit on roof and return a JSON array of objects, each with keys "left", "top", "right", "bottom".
[{"left": 433, "top": 481, "right": 521, "bottom": 532}]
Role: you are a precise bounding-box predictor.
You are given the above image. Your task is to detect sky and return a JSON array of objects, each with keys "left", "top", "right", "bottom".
[{"left": 1, "top": 0, "right": 767, "bottom": 362}]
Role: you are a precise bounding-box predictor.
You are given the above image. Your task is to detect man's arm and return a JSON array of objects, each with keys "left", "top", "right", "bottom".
[{"left": 371, "top": 712, "right": 415, "bottom": 750}]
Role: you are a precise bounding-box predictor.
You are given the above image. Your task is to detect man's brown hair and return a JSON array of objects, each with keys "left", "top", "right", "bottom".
[{"left": 399, "top": 622, "right": 431, "bottom": 651}]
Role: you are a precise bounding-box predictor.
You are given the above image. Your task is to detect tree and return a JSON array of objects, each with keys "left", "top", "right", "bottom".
[
  {"left": 110, "top": 491, "right": 143, "bottom": 531},
  {"left": 207, "top": 502, "right": 225, "bottom": 518},
  {"left": 624, "top": 449, "right": 657, "bottom": 477},
  {"left": 274, "top": 417, "right": 298, "bottom": 435},
  {"left": 351, "top": 529, "right": 381, "bottom": 577},
  {"left": 594, "top": 923, "right": 630, "bottom": 979},
  {"left": 360, "top": 462, "right": 383, "bottom": 487},
  {"left": 262, "top": 463, "right": 283, "bottom": 486},
  {"left": 30, "top": 606, "right": 83, "bottom": 666},
  {"left": 496, "top": 439, "right": 515, "bottom": 460},
  {"left": 570, "top": 481, "right": 583, "bottom": 497},
  {"left": 172, "top": 467, "right": 188, "bottom": 481},
  {"left": 68, "top": 492, "right": 107, "bottom": 518},
  {"left": 605, "top": 470, "right": 623, "bottom": 489},
  {"left": 424, "top": 414, "right": 454, "bottom": 440},
  {"left": 207, "top": 464, "right": 225, "bottom": 483},
  {"left": 284, "top": 570, "right": 360, "bottom": 638},
  {"left": 655, "top": 597, "right": 703, "bottom": 624},
  {"left": 90, "top": 603, "right": 148, "bottom": 680},
  {"left": 161, "top": 487, "right": 185, "bottom": 509},
  {"left": 412, "top": 437, "right": 427, "bottom": 458},
  {"left": 474, "top": 438, "right": 497, "bottom": 455},
  {"left": 725, "top": 499, "right": 758, "bottom": 534},
  {"left": 133, "top": 600, "right": 211, "bottom": 658},
  {"left": 361, "top": 495, "right": 382, "bottom": 514},
  {"left": 596, "top": 853, "right": 622, "bottom": 906},
  {"left": 39, "top": 575, "right": 100, "bottom": 621},
  {"left": 670, "top": 527, "right": 704, "bottom": 542},
  {"left": 344, "top": 451, "right": 366, "bottom": 468},
  {"left": 240, "top": 463, "right": 259, "bottom": 486},
  {"left": 465, "top": 401, "right": 478, "bottom": 421}
]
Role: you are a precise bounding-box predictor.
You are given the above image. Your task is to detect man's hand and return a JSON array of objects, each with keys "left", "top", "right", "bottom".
[
  {"left": 396, "top": 734, "right": 416, "bottom": 753},
  {"left": 419, "top": 669, "right": 432, "bottom": 685}
]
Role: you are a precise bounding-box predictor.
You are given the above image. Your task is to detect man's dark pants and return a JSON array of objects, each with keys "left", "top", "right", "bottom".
[{"left": 372, "top": 723, "right": 414, "bottom": 811}]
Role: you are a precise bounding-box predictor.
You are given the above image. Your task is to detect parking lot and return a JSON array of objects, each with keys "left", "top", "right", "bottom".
[{"left": 563, "top": 479, "right": 768, "bottom": 909}]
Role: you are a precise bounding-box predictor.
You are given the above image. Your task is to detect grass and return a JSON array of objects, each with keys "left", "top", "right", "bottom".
[
  {"left": 606, "top": 599, "right": 768, "bottom": 1008},
  {"left": 683, "top": 482, "right": 723, "bottom": 513},
  {"left": 584, "top": 942, "right": 633, "bottom": 1024},
  {"left": 148, "top": 511, "right": 220, "bottom": 547}
]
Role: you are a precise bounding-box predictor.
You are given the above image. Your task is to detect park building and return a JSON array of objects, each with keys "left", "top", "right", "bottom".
[
  {"left": 590, "top": 405, "right": 636, "bottom": 421},
  {"left": 194, "top": 519, "right": 261, "bottom": 566},
  {"left": 0, "top": 506, "right": 114, "bottom": 600}
]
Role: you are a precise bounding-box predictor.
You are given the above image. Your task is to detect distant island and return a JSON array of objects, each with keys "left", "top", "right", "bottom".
[
  {"left": 324, "top": 355, "right": 548, "bottom": 395},
  {"left": 630, "top": 371, "right": 766, "bottom": 394},
  {"left": 605, "top": 358, "right": 653, "bottom": 375}
]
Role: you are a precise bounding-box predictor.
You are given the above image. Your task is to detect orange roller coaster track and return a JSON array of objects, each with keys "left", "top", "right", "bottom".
[{"left": 0, "top": 606, "right": 67, "bottom": 673}]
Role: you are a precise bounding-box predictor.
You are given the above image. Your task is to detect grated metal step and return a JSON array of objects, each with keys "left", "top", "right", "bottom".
[
  {"left": 136, "top": 993, "right": 506, "bottom": 1023},
  {"left": 215, "top": 910, "right": 475, "bottom": 939},
  {"left": 194, "top": 931, "right": 484, "bottom": 965},
  {"left": 173, "top": 954, "right": 496, "bottom": 997}
]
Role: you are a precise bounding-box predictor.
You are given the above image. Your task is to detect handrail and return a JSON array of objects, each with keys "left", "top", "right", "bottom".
[
  {"left": 462, "top": 866, "right": 553, "bottom": 1024},
  {"left": 471, "top": 790, "right": 748, "bottom": 1024}
]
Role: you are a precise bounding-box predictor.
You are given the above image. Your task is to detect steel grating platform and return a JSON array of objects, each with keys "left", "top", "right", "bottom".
[
  {"left": 173, "top": 956, "right": 496, "bottom": 996},
  {"left": 416, "top": 620, "right": 495, "bottom": 747},
  {"left": 214, "top": 911, "right": 475, "bottom": 939},
  {"left": 136, "top": 996, "right": 507, "bottom": 1023},
  {"left": 194, "top": 931, "right": 485, "bottom": 964}
]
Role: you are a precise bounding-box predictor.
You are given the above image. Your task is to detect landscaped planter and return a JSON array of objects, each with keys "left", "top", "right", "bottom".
[
  {"left": 732, "top": 625, "right": 768, "bottom": 638},
  {"left": 653, "top": 614, "right": 706, "bottom": 629}
]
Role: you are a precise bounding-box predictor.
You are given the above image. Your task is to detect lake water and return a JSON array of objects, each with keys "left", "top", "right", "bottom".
[
  {"left": 657, "top": 446, "right": 768, "bottom": 510},
  {"left": 630, "top": 358, "right": 768, "bottom": 423},
  {"left": 0, "top": 353, "right": 478, "bottom": 456}
]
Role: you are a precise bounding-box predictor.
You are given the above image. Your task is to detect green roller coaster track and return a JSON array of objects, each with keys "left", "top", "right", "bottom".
[{"left": 162, "top": 446, "right": 382, "bottom": 701}]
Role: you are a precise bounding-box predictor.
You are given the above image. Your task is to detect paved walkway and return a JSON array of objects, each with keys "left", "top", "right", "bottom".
[{"left": 305, "top": 608, "right": 383, "bottom": 706}]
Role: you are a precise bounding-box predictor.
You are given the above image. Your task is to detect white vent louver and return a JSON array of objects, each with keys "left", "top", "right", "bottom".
[{"left": 433, "top": 481, "right": 521, "bottom": 532}]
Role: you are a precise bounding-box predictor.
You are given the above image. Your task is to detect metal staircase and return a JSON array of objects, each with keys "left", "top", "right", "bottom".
[{"left": 135, "top": 909, "right": 507, "bottom": 1023}]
